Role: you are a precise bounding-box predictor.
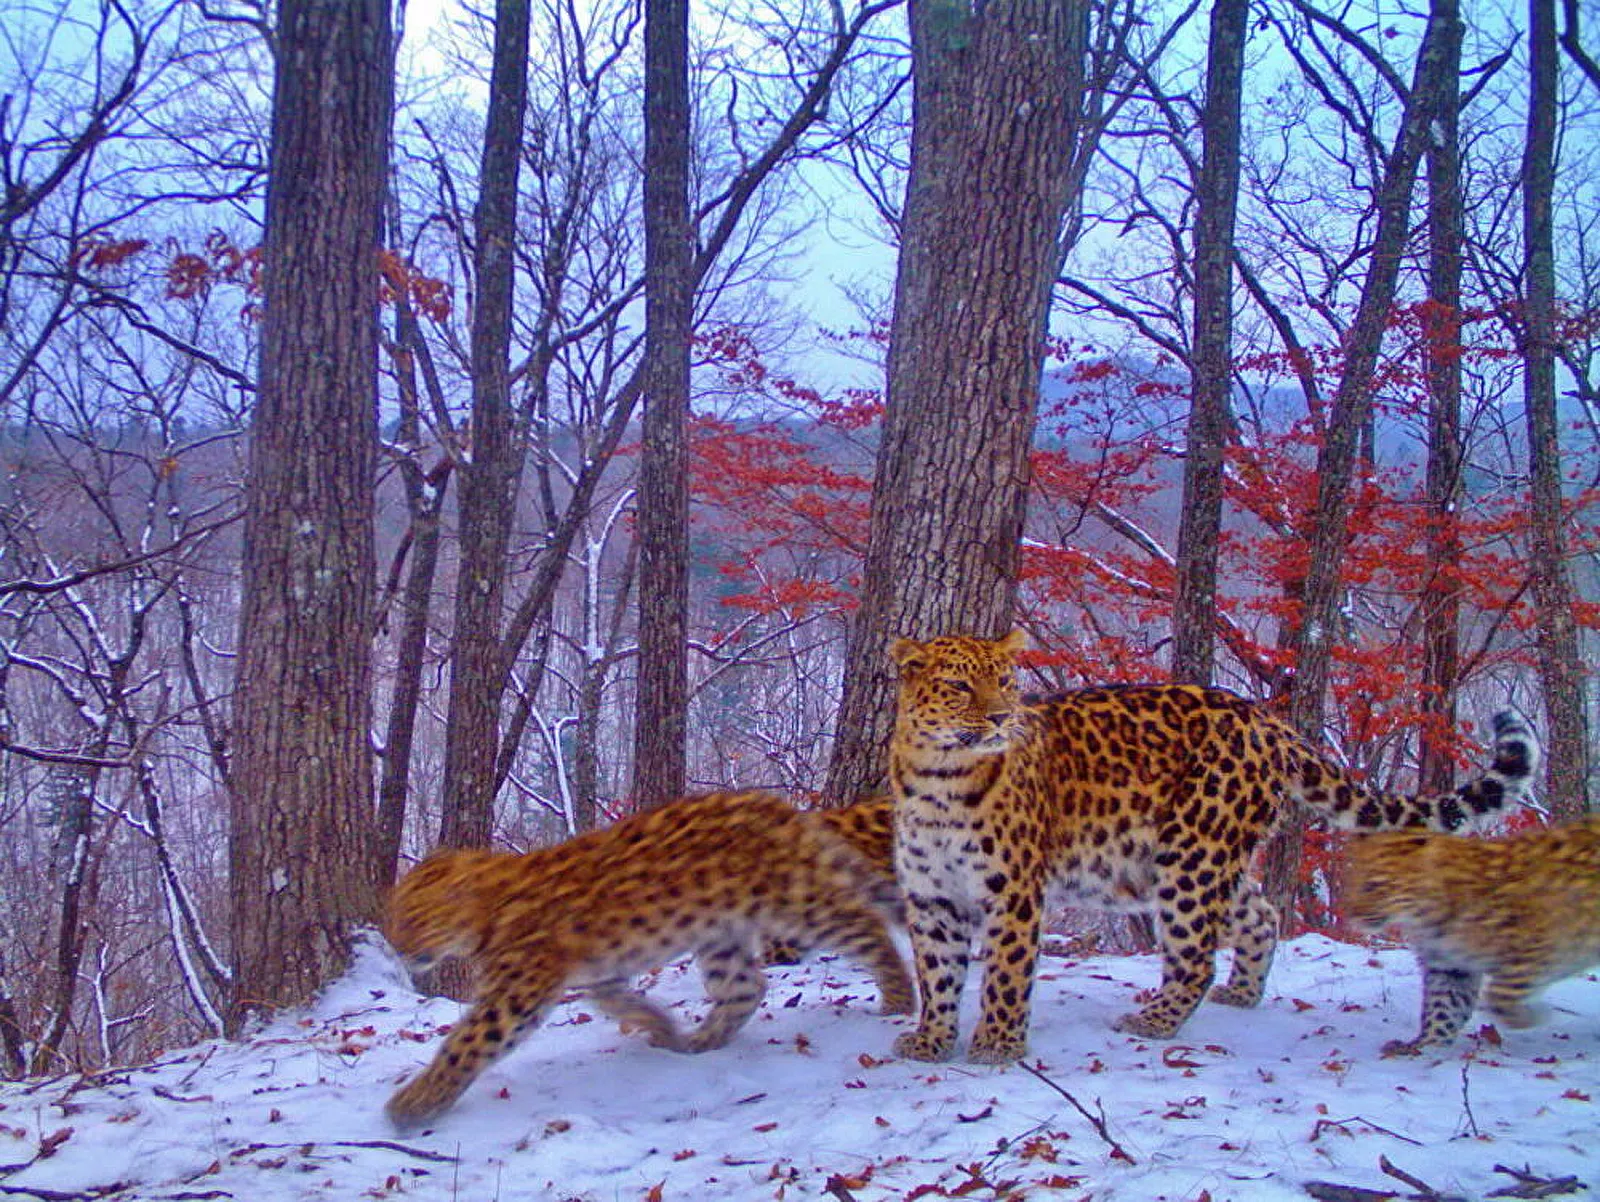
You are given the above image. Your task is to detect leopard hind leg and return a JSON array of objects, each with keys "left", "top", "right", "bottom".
[
  {"left": 1209, "top": 884, "right": 1279, "bottom": 1009},
  {"left": 589, "top": 981, "right": 688, "bottom": 1050},
  {"left": 681, "top": 940, "right": 767, "bottom": 1052},
  {"left": 1114, "top": 839, "right": 1236, "bottom": 1039},
  {"left": 1384, "top": 960, "right": 1481, "bottom": 1055},
  {"left": 804, "top": 899, "right": 913, "bottom": 1018},
  {"left": 1483, "top": 969, "right": 1545, "bottom": 1030}
]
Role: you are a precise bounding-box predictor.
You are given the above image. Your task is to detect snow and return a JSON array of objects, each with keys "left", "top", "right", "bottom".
[{"left": 2, "top": 933, "right": 1594, "bottom": 1201}]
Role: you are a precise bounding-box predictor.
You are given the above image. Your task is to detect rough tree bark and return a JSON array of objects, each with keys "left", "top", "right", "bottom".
[
  {"left": 227, "top": 0, "right": 390, "bottom": 1033},
  {"left": 1522, "top": 0, "right": 1591, "bottom": 817},
  {"left": 825, "top": 0, "right": 1085, "bottom": 804},
  {"left": 1171, "top": 0, "right": 1248, "bottom": 686},
  {"left": 1418, "top": 9, "right": 1465, "bottom": 794},
  {"left": 438, "top": 0, "right": 532, "bottom": 851},
  {"left": 633, "top": 0, "right": 694, "bottom": 808}
]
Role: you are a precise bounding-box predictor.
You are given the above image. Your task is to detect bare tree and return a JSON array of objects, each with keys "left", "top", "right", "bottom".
[
  {"left": 227, "top": 0, "right": 390, "bottom": 1032},
  {"left": 438, "top": 0, "right": 532, "bottom": 853},
  {"left": 1171, "top": 0, "right": 1247, "bottom": 685},
  {"left": 1522, "top": 0, "right": 1590, "bottom": 816},
  {"left": 633, "top": 0, "right": 694, "bottom": 808},
  {"left": 1418, "top": 5, "right": 1465, "bottom": 793},
  {"left": 403, "top": 0, "right": 896, "bottom": 844},
  {"left": 1282, "top": 0, "right": 1460, "bottom": 736},
  {"left": 826, "top": 0, "right": 1086, "bottom": 803}
]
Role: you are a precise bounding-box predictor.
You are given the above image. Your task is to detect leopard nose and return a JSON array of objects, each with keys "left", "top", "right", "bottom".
[{"left": 987, "top": 711, "right": 1011, "bottom": 728}]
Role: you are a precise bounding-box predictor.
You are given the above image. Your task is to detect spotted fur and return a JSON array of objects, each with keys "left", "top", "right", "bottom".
[
  {"left": 1345, "top": 815, "right": 1598, "bottom": 1055},
  {"left": 384, "top": 790, "right": 912, "bottom": 1126},
  {"left": 766, "top": 795, "right": 903, "bottom": 964},
  {"left": 886, "top": 631, "right": 1539, "bottom": 1063}
]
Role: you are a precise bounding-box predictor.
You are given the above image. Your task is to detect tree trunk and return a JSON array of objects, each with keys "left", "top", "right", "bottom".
[
  {"left": 633, "top": 0, "right": 695, "bottom": 808},
  {"left": 1523, "top": 0, "right": 1591, "bottom": 817},
  {"left": 438, "top": 0, "right": 531, "bottom": 850},
  {"left": 1171, "top": 0, "right": 1248, "bottom": 686},
  {"left": 375, "top": 299, "right": 450, "bottom": 881},
  {"left": 825, "top": 0, "right": 1085, "bottom": 804},
  {"left": 227, "top": 0, "right": 390, "bottom": 1033},
  {"left": 1418, "top": 10, "right": 1465, "bottom": 794}
]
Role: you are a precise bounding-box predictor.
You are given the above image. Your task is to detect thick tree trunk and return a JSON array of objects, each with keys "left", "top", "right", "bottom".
[
  {"left": 633, "top": 0, "right": 695, "bottom": 808},
  {"left": 227, "top": 0, "right": 390, "bottom": 1033},
  {"left": 1418, "top": 11, "right": 1465, "bottom": 794},
  {"left": 825, "top": 0, "right": 1084, "bottom": 803},
  {"left": 438, "top": 0, "right": 531, "bottom": 850},
  {"left": 1523, "top": 0, "right": 1591, "bottom": 817},
  {"left": 1172, "top": 0, "right": 1248, "bottom": 686}
]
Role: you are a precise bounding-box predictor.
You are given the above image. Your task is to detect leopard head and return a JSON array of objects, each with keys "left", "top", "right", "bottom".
[
  {"left": 1341, "top": 832, "right": 1430, "bottom": 931},
  {"left": 889, "top": 630, "right": 1025, "bottom": 757},
  {"left": 384, "top": 849, "right": 501, "bottom": 971}
]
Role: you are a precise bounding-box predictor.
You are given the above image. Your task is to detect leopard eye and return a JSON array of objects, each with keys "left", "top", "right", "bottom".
[{"left": 942, "top": 677, "right": 974, "bottom": 694}]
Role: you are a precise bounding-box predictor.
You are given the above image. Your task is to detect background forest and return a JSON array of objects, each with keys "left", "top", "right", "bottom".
[{"left": 1, "top": 0, "right": 1597, "bottom": 1078}]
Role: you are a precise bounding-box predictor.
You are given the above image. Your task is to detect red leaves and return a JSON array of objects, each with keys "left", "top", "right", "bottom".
[
  {"left": 71, "top": 235, "right": 149, "bottom": 271},
  {"left": 378, "top": 249, "right": 452, "bottom": 321},
  {"left": 165, "top": 232, "right": 262, "bottom": 307}
]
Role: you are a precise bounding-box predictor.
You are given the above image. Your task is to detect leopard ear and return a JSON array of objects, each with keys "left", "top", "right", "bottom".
[
  {"left": 997, "top": 629, "right": 1027, "bottom": 656},
  {"left": 890, "top": 637, "right": 930, "bottom": 674}
]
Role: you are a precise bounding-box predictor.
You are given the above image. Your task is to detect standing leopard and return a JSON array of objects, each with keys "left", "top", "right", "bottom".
[
  {"left": 1344, "top": 815, "right": 1599, "bottom": 1055},
  {"left": 383, "top": 790, "right": 912, "bottom": 1126},
  {"left": 886, "top": 631, "right": 1539, "bottom": 1064}
]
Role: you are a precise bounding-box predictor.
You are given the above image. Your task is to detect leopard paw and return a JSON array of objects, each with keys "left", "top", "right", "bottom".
[
  {"left": 1380, "top": 1038, "right": 1425, "bottom": 1058},
  {"left": 1112, "top": 1008, "right": 1182, "bottom": 1039},
  {"left": 968, "top": 1031, "right": 1027, "bottom": 1065},
  {"left": 385, "top": 1078, "right": 451, "bottom": 1130},
  {"left": 1207, "top": 984, "right": 1264, "bottom": 1009},
  {"left": 893, "top": 1029, "right": 955, "bottom": 1063}
]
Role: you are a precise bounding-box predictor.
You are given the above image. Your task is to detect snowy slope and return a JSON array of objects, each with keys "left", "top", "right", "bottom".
[{"left": 1, "top": 933, "right": 1594, "bottom": 1201}]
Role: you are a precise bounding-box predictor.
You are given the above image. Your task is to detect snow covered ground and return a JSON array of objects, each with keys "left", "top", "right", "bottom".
[{"left": 1, "top": 933, "right": 1594, "bottom": 1201}]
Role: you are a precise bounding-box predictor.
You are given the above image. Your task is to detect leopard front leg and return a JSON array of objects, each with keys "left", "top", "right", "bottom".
[
  {"left": 386, "top": 959, "right": 561, "bottom": 1128},
  {"left": 1113, "top": 848, "right": 1229, "bottom": 1039},
  {"left": 967, "top": 880, "right": 1045, "bottom": 1065},
  {"left": 1383, "top": 961, "right": 1481, "bottom": 1056},
  {"left": 893, "top": 893, "right": 974, "bottom": 1063}
]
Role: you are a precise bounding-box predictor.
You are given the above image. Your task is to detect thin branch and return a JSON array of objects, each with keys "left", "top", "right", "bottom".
[{"left": 1018, "top": 1060, "right": 1136, "bottom": 1164}]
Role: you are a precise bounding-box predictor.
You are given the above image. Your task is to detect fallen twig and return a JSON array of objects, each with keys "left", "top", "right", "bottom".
[
  {"left": 1489, "top": 1163, "right": 1588, "bottom": 1199},
  {"left": 1018, "top": 1060, "right": 1136, "bottom": 1165},
  {"left": 1304, "top": 1184, "right": 1402, "bottom": 1202},
  {"left": 1304, "top": 1156, "right": 1471, "bottom": 1202},
  {"left": 230, "top": 1139, "right": 457, "bottom": 1164},
  {"left": 1379, "top": 1155, "right": 1464, "bottom": 1199}
]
